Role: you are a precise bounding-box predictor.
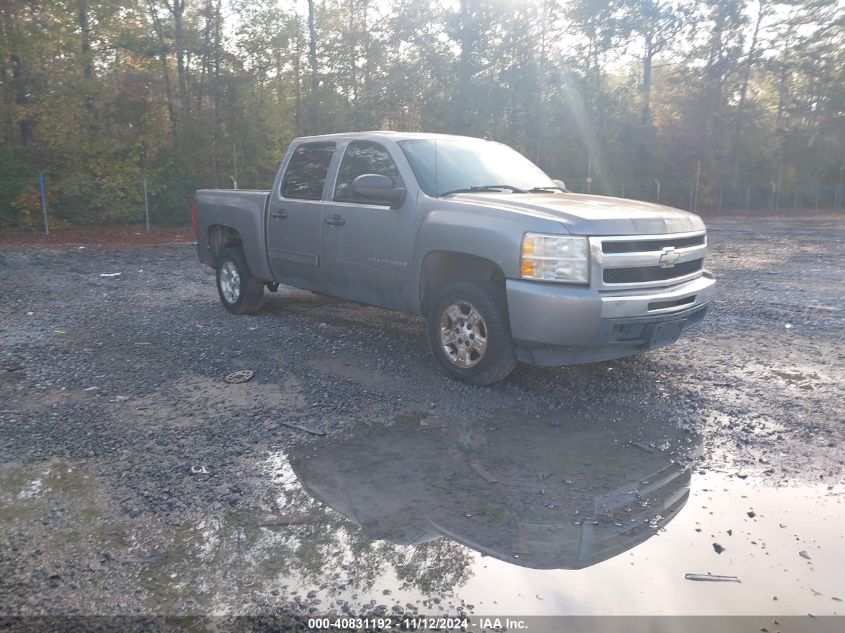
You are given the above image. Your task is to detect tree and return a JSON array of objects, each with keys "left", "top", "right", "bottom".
[
  {"left": 1, "top": 0, "right": 843, "bottom": 226},
  {"left": 618, "top": 0, "right": 688, "bottom": 128}
]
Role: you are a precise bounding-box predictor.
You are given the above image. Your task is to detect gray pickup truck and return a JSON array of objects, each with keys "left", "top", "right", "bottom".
[{"left": 194, "top": 132, "right": 715, "bottom": 384}]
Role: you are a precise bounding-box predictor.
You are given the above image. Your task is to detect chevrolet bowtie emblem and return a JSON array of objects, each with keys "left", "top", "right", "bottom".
[{"left": 658, "top": 246, "right": 681, "bottom": 268}]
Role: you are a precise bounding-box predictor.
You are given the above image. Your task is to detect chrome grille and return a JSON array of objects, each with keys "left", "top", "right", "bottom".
[
  {"left": 603, "top": 259, "right": 704, "bottom": 284},
  {"left": 589, "top": 230, "right": 707, "bottom": 290},
  {"left": 601, "top": 235, "right": 705, "bottom": 254}
]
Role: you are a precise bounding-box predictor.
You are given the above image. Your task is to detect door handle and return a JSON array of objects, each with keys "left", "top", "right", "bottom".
[
  {"left": 271, "top": 210, "right": 288, "bottom": 220},
  {"left": 324, "top": 214, "right": 345, "bottom": 226}
]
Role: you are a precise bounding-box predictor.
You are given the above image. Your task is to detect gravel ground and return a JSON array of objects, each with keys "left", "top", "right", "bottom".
[{"left": 0, "top": 214, "right": 843, "bottom": 617}]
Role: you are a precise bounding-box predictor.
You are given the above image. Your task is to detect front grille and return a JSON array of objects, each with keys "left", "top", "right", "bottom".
[
  {"left": 602, "top": 235, "right": 705, "bottom": 254},
  {"left": 604, "top": 259, "right": 703, "bottom": 284}
]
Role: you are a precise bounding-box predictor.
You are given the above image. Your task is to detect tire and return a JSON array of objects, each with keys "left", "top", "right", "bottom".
[
  {"left": 216, "top": 246, "right": 264, "bottom": 315},
  {"left": 426, "top": 280, "right": 517, "bottom": 385}
]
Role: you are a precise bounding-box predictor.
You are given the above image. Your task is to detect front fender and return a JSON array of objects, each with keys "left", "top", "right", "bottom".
[{"left": 411, "top": 202, "right": 568, "bottom": 311}]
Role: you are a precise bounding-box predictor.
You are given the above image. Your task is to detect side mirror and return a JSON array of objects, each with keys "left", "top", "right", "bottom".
[
  {"left": 350, "top": 173, "right": 406, "bottom": 208},
  {"left": 552, "top": 179, "right": 568, "bottom": 192}
]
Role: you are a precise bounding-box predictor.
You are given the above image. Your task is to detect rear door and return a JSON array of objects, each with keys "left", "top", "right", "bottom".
[
  {"left": 266, "top": 141, "right": 336, "bottom": 291},
  {"left": 321, "top": 140, "right": 414, "bottom": 309}
]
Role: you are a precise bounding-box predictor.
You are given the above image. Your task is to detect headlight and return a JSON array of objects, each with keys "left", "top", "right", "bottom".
[{"left": 520, "top": 233, "right": 589, "bottom": 283}]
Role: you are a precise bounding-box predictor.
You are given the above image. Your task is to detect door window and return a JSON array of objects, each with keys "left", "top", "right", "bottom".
[
  {"left": 281, "top": 142, "right": 336, "bottom": 200},
  {"left": 334, "top": 141, "right": 402, "bottom": 203}
]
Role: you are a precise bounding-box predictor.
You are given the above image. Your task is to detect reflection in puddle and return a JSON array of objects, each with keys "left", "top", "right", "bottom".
[
  {"left": 5, "top": 410, "right": 842, "bottom": 617},
  {"left": 128, "top": 408, "right": 845, "bottom": 616},
  {"left": 132, "top": 406, "right": 701, "bottom": 615},
  {"left": 271, "top": 408, "right": 841, "bottom": 616},
  {"left": 289, "top": 407, "right": 698, "bottom": 571}
]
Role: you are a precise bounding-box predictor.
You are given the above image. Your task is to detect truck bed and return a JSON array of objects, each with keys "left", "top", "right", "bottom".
[{"left": 195, "top": 189, "right": 274, "bottom": 282}]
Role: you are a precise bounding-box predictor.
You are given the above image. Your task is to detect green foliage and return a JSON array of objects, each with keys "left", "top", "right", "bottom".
[
  {"left": 0, "top": 148, "right": 33, "bottom": 224},
  {"left": 149, "top": 150, "right": 196, "bottom": 226},
  {"left": 0, "top": 0, "right": 842, "bottom": 225}
]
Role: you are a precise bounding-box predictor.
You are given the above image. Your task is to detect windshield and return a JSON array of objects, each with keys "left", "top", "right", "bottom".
[{"left": 398, "top": 137, "right": 556, "bottom": 197}]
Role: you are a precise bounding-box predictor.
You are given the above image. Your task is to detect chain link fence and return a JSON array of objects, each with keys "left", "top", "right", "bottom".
[
  {"left": 0, "top": 172, "right": 270, "bottom": 234},
  {"left": 569, "top": 177, "right": 845, "bottom": 215},
  {"left": 1, "top": 169, "right": 843, "bottom": 235}
]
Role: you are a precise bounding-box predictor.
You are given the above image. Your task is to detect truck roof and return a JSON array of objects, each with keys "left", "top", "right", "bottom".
[{"left": 290, "top": 131, "right": 483, "bottom": 143}]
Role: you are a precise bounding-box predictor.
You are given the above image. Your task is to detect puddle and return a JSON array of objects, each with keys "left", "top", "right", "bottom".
[
  {"left": 0, "top": 462, "right": 103, "bottom": 524},
  {"left": 252, "top": 409, "right": 842, "bottom": 615},
  {"left": 8, "top": 411, "right": 841, "bottom": 617},
  {"left": 289, "top": 408, "right": 698, "bottom": 572},
  {"left": 0, "top": 460, "right": 127, "bottom": 588}
]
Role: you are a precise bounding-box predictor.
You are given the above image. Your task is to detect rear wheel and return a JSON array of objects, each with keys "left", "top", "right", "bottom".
[
  {"left": 426, "top": 281, "right": 516, "bottom": 385},
  {"left": 216, "top": 247, "right": 264, "bottom": 314}
]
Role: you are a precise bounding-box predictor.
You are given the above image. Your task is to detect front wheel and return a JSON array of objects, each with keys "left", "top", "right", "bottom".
[
  {"left": 216, "top": 247, "right": 264, "bottom": 314},
  {"left": 426, "top": 281, "right": 517, "bottom": 385}
]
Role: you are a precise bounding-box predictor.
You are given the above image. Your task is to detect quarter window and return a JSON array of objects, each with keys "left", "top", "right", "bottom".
[
  {"left": 281, "top": 142, "right": 336, "bottom": 200},
  {"left": 334, "top": 141, "right": 402, "bottom": 203}
]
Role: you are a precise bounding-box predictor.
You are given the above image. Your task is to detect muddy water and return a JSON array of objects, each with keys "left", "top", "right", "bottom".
[
  {"left": 123, "top": 407, "right": 842, "bottom": 616},
  {"left": 273, "top": 409, "right": 844, "bottom": 616},
  {"left": 2, "top": 407, "right": 842, "bottom": 618}
]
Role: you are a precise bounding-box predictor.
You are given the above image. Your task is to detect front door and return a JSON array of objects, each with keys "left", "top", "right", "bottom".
[
  {"left": 266, "top": 141, "right": 336, "bottom": 291},
  {"left": 321, "top": 140, "right": 413, "bottom": 309}
]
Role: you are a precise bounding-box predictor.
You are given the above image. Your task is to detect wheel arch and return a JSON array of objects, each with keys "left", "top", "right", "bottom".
[
  {"left": 207, "top": 224, "right": 243, "bottom": 263},
  {"left": 419, "top": 251, "right": 506, "bottom": 317}
]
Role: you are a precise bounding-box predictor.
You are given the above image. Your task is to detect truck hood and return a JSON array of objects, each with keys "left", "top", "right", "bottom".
[{"left": 451, "top": 191, "right": 705, "bottom": 235}]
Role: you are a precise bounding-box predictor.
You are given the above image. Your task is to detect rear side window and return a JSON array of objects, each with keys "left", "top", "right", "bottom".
[
  {"left": 334, "top": 141, "right": 402, "bottom": 202},
  {"left": 281, "top": 142, "right": 336, "bottom": 200}
]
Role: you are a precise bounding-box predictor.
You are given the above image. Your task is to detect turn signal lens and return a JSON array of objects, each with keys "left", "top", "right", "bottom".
[
  {"left": 521, "top": 258, "right": 536, "bottom": 277},
  {"left": 520, "top": 233, "right": 589, "bottom": 284}
]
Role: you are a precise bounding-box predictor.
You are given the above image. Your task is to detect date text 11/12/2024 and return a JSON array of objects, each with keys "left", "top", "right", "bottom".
[{"left": 307, "top": 617, "right": 528, "bottom": 630}]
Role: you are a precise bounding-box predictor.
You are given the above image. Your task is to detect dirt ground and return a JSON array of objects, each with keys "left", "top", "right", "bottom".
[
  {"left": 0, "top": 214, "right": 843, "bottom": 623},
  {"left": 0, "top": 225, "right": 193, "bottom": 247}
]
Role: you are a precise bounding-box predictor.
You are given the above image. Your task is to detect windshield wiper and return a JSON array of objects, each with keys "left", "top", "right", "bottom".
[
  {"left": 526, "top": 186, "right": 566, "bottom": 193},
  {"left": 440, "top": 184, "right": 527, "bottom": 197}
]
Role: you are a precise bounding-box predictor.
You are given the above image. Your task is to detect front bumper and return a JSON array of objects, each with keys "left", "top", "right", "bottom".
[{"left": 506, "top": 272, "right": 715, "bottom": 366}]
